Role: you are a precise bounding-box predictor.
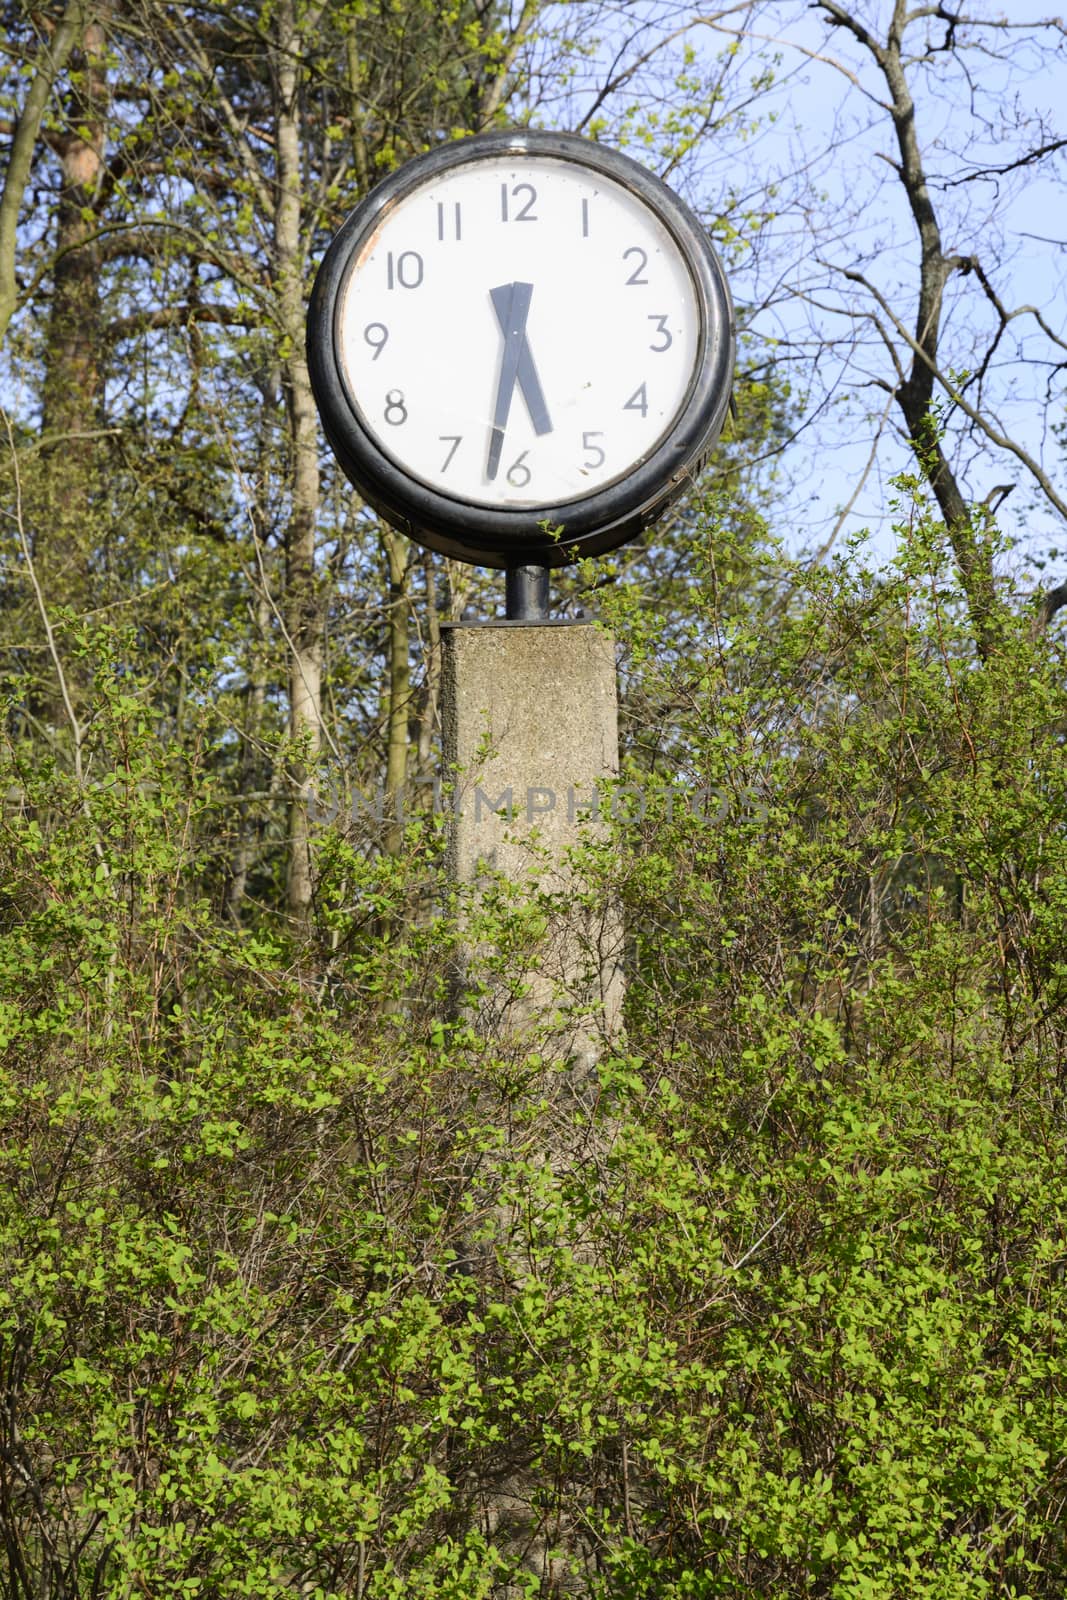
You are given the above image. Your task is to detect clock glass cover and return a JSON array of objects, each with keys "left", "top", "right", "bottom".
[{"left": 308, "top": 132, "right": 734, "bottom": 566}]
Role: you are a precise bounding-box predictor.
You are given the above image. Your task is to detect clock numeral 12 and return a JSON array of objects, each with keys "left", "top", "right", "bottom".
[{"left": 501, "top": 182, "right": 537, "bottom": 222}]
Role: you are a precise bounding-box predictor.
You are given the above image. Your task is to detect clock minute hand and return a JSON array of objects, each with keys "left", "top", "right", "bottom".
[{"left": 487, "top": 281, "right": 531, "bottom": 482}]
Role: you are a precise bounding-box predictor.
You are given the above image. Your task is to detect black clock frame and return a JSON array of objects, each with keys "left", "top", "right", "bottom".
[{"left": 306, "top": 130, "right": 735, "bottom": 570}]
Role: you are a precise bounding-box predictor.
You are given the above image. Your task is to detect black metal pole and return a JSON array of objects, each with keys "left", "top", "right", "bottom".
[{"left": 505, "top": 564, "right": 549, "bottom": 620}]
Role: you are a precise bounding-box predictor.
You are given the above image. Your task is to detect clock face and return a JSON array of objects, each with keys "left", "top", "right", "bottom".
[
  {"left": 308, "top": 132, "right": 734, "bottom": 567},
  {"left": 334, "top": 155, "right": 700, "bottom": 510}
]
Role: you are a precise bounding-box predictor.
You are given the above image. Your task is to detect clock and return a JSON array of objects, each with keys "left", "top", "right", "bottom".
[{"left": 307, "top": 130, "right": 734, "bottom": 569}]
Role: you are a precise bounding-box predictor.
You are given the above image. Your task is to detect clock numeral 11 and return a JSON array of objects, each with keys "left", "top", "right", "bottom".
[{"left": 437, "top": 202, "right": 462, "bottom": 241}]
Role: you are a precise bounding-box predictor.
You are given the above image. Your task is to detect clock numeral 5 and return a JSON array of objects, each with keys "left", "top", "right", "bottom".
[
  {"left": 506, "top": 451, "right": 531, "bottom": 487},
  {"left": 623, "top": 383, "right": 649, "bottom": 419},
  {"left": 582, "top": 431, "right": 606, "bottom": 470}
]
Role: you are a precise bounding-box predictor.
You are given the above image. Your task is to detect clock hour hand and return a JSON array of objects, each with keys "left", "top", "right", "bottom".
[{"left": 487, "top": 282, "right": 553, "bottom": 482}]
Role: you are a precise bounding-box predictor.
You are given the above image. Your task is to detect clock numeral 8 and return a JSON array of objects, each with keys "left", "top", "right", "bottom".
[
  {"left": 506, "top": 451, "right": 531, "bottom": 487},
  {"left": 384, "top": 389, "right": 407, "bottom": 426}
]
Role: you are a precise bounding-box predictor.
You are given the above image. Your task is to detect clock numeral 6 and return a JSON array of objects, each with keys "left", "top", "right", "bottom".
[
  {"left": 364, "top": 322, "right": 389, "bottom": 360},
  {"left": 582, "top": 431, "right": 606, "bottom": 470},
  {"left": 386, "top": 250, "right": 423, "bottom": 290},
  {"left": 384, "top": 389, "right": 408, "bottom": 426},
  {"left": 506, "top": 451, "right": 531, "bottom": 487}
]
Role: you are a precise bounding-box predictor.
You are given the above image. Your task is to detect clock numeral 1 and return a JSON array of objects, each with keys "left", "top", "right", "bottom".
[
  {"left": 439, "top": 434, "right": 462, "bottom": 471},
  {"left": 581, "top": 198, "right": 590, "bottom": 237},
  {"left": 623, "top": 383, "right": 648, "bottom": 419},
  {"left": 506, "top": 450, "right": 531, "bottom": 487},
  {"left": 582, "top": 431, "right": 606, "bottom": 469},
  {"left": 437, "top": 202, "right": 462, "bottom": 241},
  {"left": 501, "top": 182, "right": 538, "bottom": 222},
  {"left": 386, "top": 250, "right": 424, "bottom": 290}
]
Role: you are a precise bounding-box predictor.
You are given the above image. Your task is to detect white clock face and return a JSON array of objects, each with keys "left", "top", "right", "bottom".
[{"left": 334, "top": 154, "right": 700, "bottom": 510}]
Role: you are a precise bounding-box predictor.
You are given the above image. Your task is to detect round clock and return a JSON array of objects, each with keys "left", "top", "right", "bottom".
[{"left": 307, "top": 130, "right": 734, "bottom": 569}]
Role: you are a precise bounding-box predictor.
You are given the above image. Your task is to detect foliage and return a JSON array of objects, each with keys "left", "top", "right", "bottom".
[{"left": 0, "top": 493, "right": 1064, "bottom": 1594}]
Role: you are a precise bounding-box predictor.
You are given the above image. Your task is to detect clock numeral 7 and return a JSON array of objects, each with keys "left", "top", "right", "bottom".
[
  {"left": 439, "top": 435, "right": 462, "bottom": 471},
  {"left": 582, "top": 431, "right": 606, "bottom": 470}
]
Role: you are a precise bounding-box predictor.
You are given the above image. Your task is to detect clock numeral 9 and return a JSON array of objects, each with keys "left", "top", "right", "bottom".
[
  {"left": 384, "top": 389, "right": 407, "bottom": 426},
  {"left": 364, "top": 322, "right": 389, "bottom": 360},
  {"left": 582, "top": 431, "right": 606, "bottom": 470},
  {"left": 386, "top": 250, "right": 423, "bottom": 290},
  {"left": 506, "top": 451, "right": 531, "bottom": 487},
  {"left": 501, "top": 182, "right": 538, "bottom": 223}
]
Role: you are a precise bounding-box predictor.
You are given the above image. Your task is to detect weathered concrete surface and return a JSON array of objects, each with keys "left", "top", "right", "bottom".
[{"left": 442, "top": 620, "right": 624, "bottom": 1063}]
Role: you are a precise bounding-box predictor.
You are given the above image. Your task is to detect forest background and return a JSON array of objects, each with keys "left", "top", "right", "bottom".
[{"left": 2, "top": 1, "right": 1067, "bottom": 1596}]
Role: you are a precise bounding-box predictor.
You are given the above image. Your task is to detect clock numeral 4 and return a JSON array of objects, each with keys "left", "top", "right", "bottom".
[
  {"left": 623, "top": 383, "right": 649, "bottom": 419},
  {"left": 501, "top": 182, "right": 538, "bottom": 223},
  {"left": 439, "top": 435, "right": 462, "bottom": 471},
  {"left": 506, "top": 451, "right": 531, "bottom": 487},
  {"left": 582, "top": 431, "right": 606, "bottom": 470},
  {"left": 384, "top": 389, "right": 408, "bottom": 426}
]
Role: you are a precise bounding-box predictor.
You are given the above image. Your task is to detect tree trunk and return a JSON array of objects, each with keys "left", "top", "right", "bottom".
[{"left": 274, "top": 0, "right": 323, "bottom": 928}]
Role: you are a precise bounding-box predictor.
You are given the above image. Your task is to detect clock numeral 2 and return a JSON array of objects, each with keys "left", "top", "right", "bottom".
[
  {"left": 623, "top": 383, "right": 648, "bottom": 419},
  {"left": 501, "top": 182, "right": 537, "bottom": 222},
  {"left": 386, "top": 250, "right": 423, "bottom": 289},
  {"left": 623, "top": 246, "right": 649, "bottom": 286}
]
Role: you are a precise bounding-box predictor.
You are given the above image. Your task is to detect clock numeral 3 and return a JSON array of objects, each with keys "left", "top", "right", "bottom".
[
  {"left": 386, "top": 250, "right": 423, "bottom": 290},
  {"left": 623, "top": 383, "right": 649, "bottom": 418},
  {"left": 501, "top": 182, "right": 538, "bottom": 223},
  {"left": 364, "top": 322, "right": 389, "bottom": 360},
  {"left": 623, "top": 246, "right": 649, "bottom": 286},
  {"left": 647, "top": 315, "right": 672, "bottom": 352},
  {"left": 582, "top": 431, "right": 606, "bottom": 470},
  {"left": 384, "top": 389, "right": 408, "bottom": 426},
  {"left": 506, "top": 450, "right": 532, "bottom": 487},
  {"left": 439, "top": 435, "right": 462, "bottom": 471}
]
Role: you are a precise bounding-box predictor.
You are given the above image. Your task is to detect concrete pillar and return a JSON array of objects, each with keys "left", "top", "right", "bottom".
[{"left": 442, "top": 619, "right": 623, "bottom": 1067}]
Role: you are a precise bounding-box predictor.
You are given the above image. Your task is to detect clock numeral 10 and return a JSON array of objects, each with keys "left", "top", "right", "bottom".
[{"left": 386, "top": 250, "right": 423, "bottom": 290}]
